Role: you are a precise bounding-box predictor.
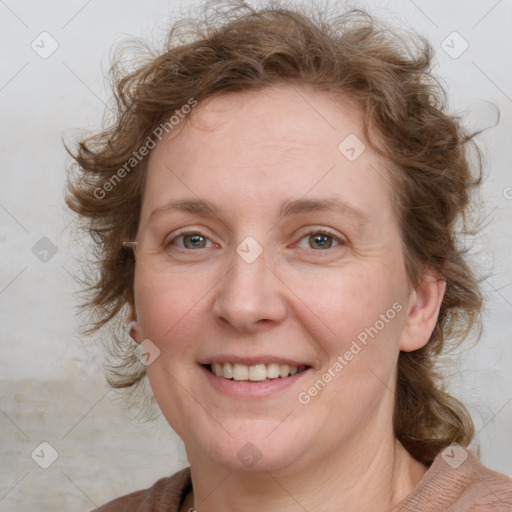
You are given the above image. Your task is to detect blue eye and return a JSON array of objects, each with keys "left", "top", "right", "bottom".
[
  {"left": 170, "top": 232, "right": 215, "bottom": 249},
  {"left": 165, "top": 228, "right": 344, "bottom": 251},
  {"left": 297, "top": 230, "right": 343, "bottom": 250}
]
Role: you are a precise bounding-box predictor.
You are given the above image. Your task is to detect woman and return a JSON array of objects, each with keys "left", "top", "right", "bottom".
[{"left": 66, "top": 1, "right": 512, "bottom": 510}]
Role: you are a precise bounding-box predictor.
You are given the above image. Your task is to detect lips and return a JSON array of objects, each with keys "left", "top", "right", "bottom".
[{"left": 200, "top": 359, "right": 312, "bottom": 398}]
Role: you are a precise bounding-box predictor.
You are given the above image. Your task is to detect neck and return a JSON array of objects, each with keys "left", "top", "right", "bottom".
[{"left": 183, "top": 432, "right": 428, "bottom": 512}]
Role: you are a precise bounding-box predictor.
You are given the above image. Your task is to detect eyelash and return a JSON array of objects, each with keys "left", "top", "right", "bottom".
[{"left": 164, "top": 228, "right": 346, "bottom": 252}]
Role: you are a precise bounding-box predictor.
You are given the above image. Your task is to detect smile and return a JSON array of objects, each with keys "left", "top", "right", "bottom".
[{"left": 206, "top": 362, "right": 309, "bottom": 382}]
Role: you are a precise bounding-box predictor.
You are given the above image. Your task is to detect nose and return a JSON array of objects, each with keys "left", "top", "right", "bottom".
[{"left": 212, "top": 242, "right": 287, "bottom": 333}]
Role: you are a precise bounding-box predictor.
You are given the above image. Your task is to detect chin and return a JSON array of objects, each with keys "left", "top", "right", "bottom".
[{"left": 187, "top": 419, "right": 317, "bottom": 474}]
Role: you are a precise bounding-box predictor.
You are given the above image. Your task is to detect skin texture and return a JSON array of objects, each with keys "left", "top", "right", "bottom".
[{"left": 131, "top": 84, "right": 446, "bottom": 511}]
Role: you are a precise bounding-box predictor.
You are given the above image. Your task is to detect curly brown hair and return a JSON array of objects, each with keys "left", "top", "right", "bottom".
[{"left": 65, "top": 0, "right": 485, "bottom": 465}]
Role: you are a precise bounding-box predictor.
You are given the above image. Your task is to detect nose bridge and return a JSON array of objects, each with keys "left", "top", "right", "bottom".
[{"left": 213, "top": 236, "right": 285, "bottom": 329}]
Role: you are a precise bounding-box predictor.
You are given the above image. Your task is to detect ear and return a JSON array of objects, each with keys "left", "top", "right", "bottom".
[
  {"left": 127, "top": 305, "right": 144, "bottom": 345},
  {"left": 399, "top": 271, "right": 446, "bottom": 352},
  {"left": 128, "top": 321, "right": 144, "bottom": 345}
]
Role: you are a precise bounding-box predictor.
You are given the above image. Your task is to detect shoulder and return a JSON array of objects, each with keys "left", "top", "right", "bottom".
[
  {"left": 458, "top": 451, "right": 512, "bottom": 511},
  {"left": 396, "top": 447, "right": 512, "bottom": 511},
  {"left": 90, "top": 467, "right": 191, "bottom": 512}
]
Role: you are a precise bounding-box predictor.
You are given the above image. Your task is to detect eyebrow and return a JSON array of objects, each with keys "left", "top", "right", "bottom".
[{"left": 149, "top": 196, "right": 370, "bottom": 225}]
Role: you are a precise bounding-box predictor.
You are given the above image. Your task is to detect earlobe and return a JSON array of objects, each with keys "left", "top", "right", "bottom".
[
  {"left": 127, "top": 320, "right": 143, "bottom": 344},
  {"left": 127, "top": 301, "right": 144, "bottom": 344},
  {"left": 399, "top": 274, "right": 446, "bottom": 352}
]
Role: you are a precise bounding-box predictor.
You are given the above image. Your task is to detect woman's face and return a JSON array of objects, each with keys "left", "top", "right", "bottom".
[{"left": 132, "top": 85, "right": 436, "bottom": 472}]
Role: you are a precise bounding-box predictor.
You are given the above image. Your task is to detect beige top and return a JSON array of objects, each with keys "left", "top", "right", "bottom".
[{"left": 92, "top": 449, "right": 512, "bottom": 511}]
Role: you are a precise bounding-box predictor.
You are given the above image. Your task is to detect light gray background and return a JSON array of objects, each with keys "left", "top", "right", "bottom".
[{"left": 0, "top": 0, "right": 511, "bottom": 509}]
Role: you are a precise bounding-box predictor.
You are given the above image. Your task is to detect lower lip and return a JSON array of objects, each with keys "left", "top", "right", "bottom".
[{"left": 200, "top": 365, "right": 311, "bottom": 398}]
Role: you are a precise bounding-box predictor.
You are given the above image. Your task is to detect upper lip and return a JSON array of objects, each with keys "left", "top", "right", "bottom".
[{"left": 198, "top": 355, "right": 312, "bottom": 367}]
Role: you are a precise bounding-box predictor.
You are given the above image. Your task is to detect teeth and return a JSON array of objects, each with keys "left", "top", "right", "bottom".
[
  {"left": 212, "top": 362, "right": 223, "bottom": 376},
  {"left": 248, "top": 364, "right": 267, "bottom": 381},
  {"left": 209, "top": 362, "right": 304, "bottom": 381},
  {"left": 233, "top": 363, "right": 249, "bottom": 381},
  {"left": 267, "top": 363, "right": 280, "bottom": 378},
  {"left": 223, "top": 362, "right": 233, "bottom": 379}
]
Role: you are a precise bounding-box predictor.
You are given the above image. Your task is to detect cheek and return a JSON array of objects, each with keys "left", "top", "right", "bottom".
[
  {"left": 133, "top": 264, "right": 208, "bottom": 348},
  {"left": 304, "top": 267, "right": 404, "bottom": 347},
  {"left": 301, "top": 270, "right": 406, "bottom": 419},
  {"left": 298, "top": 269, "right": 408, "bottom": 403}
]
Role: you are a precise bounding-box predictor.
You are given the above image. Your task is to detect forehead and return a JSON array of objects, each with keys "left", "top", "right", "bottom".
[
  {"left": 141, "top": 84, "right": 395, "bottom": 225},
  {"left": 181, "top": 85, "right": 365, "bottom": 160}
]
